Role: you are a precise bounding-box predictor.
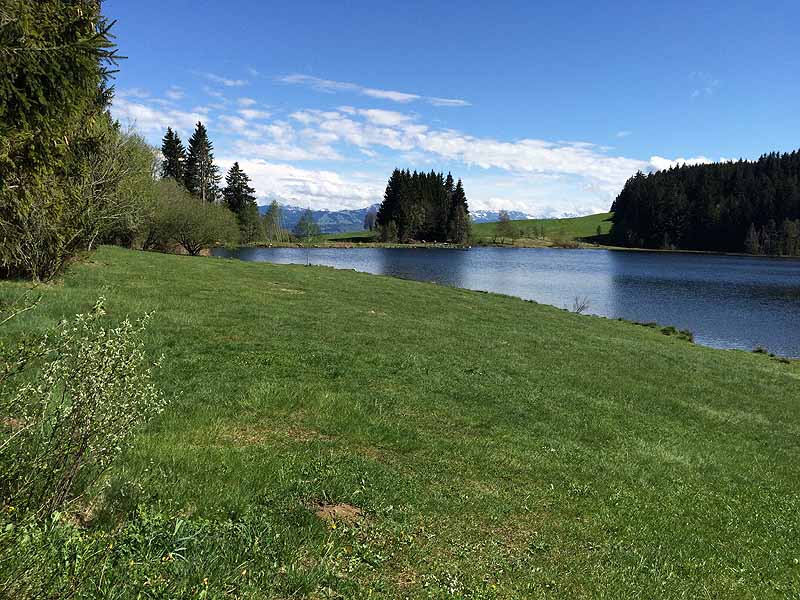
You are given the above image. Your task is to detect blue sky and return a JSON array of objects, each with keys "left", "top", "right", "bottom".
[{"left": 107, "top": 0, "right": 800, "bottom": 216}]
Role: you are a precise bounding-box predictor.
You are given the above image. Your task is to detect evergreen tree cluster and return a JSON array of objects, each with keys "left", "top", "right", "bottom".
[
  {"left": 611, "top": 151, "right": 800, "bottom": 255},
  {"left": 376, "top": 169, "right": 470, "bottom": 243},
  {"left": 160, "top": 125, "right": 261, "bottom": 242}
]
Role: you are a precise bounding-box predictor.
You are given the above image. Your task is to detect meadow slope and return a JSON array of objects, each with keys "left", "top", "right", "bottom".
[{"left": 1, "top": 246, "right": 798, "bottom": 598}]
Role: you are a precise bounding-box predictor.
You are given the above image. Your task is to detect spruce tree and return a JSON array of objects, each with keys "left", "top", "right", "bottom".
[
  {"left": 222, "top": 162, "right": 256, "bottom": 214},
  {"left": 160, "top": 127, "right": 186, "bottom": 182},
  {"left": 449, "top": 178, "right": 471, "bottom": 243},
  {"left": 184, "top": 122, "right": 220, "bottom": 202},
  {"left": 222, "top": 162, "right": 259, "bottom": 241}
]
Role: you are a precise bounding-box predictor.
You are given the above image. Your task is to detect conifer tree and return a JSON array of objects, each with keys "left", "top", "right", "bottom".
[
  {"left": 160, "top": 127, "right": 186, "bottom": 182},
  {"left": 183, "top": 122, "right": 220, "bottom": 202},
  {"left": 376, "top": 169, "right": 471, "bottom": 243},
  {"left": 222, "top": 162, "right": 256, "bottom": 214},
  {"left": 449, "top": 178, "right": 471, "bottom": 243},
  {"left": 222, "top": 162, "right": 258, "bottom": 241}
]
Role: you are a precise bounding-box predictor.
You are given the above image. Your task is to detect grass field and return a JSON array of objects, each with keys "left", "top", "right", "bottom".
[
  {"left": 1, "top": 246, "right": 799, "bottom": 598},
  {"left": 470, "top": 212, "right": 613, "bottom": 246},
  {"left": 321, "top": 213, "right": 614, "bottom": 247}
]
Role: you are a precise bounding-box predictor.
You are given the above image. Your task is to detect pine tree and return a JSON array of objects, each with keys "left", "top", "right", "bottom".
[
  {"left": 448, "top": 178, "right": 471, "bottom": 243},
  {"left": 376, "top": 169, "right": 471, "bottom": 243},
  {"left": 184, "top": 122, "right": 220, "bottom": 202},
  {"left": 160, "top": 127, "right": 186, "bottom": 182},
  {"left": 222, "top": 162, "right": 259, "bottom": 242},
  {"left": 222, "top": 162, "right": 256, "bottom": 214}
]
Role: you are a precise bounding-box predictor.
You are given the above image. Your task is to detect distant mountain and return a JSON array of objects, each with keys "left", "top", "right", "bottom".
[
  {"left": 258, "top": 204, "right": 537, "bottom": 234},
  {"left": 469, "top": 210, "right": 536, "bottom": 223},
  {"left": 259, "top": 204, "right": 379, "bottom": 234}
]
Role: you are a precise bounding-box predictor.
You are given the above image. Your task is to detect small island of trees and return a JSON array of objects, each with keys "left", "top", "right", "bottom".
[{"left": 376, "top": 169, "right": 471, "bottom": 244}]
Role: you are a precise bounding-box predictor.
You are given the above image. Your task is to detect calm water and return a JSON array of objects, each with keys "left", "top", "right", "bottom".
[{"left": 213, "top": 247, "right": 800, "bottom": 357}]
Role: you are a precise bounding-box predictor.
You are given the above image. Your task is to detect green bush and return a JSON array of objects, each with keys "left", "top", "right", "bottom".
[
  {"left": 143, "top": 180, "right": 239, "bottom": 255},
  {"left": 0, "top": 298, "right": 165, "bottom": 518},
  {"left": 0, "top": 1, "right": 130, "bottom": 280}
]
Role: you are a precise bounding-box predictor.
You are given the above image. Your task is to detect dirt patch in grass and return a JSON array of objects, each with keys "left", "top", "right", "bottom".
[
  {"left": 312, "top": 502, "right": 362, "bottom": 523},
  {"left": 279, "top": 288, "right": 304, "bottom": 294}
]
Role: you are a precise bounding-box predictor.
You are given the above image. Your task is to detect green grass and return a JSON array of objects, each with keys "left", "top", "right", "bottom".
[
  {"left": 471, "top": 212, "right": 613, "bottom": 245},
  {"left": 2, "top": 246, "right": 799, "bottom": 598},
  {"left": 322, "top": 229, "right": 379, "bottom": 242}
]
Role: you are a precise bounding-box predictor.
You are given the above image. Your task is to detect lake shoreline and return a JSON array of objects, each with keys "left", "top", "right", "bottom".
[
  {"left": 214, "top": 245, "right": 800, "bottom": 357},
  {"left": 235, "top": 239, "right": 800, "bottom": 260}
]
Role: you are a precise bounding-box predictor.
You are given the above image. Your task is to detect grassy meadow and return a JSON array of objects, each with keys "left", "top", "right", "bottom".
[
  {"left": 1, "top": 246, "right": 799, "bottom": 598},
  {"left": 319, "top": 212, "right": 614, "bottom": 248},
  {"left": 470, "top": 212, "right": 614, "bottom": 246}
]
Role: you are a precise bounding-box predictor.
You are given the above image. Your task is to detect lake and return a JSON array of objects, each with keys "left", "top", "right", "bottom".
[{"left": 213, "top": 247, "right": 800, "bottom": 357}]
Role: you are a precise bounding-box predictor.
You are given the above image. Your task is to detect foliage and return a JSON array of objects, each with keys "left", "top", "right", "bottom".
[
  {"left": 89, "top": 127, "right": 159, "bottom": 248},
  {"left": 0, "top": 297, "right": 165, "bottom": 519},
  {"left": 183, "top": 121, "right": 220, "bottom": 203},
  {"left": 611, "top": 150, "right": 800, "bottom": 254},
  {"left": 376, "top": 169, "right": 471, "bottom": 243},
  {"left": 262, "top": 200, "right": 290, "bottom": 243},
  {"left": 494, "top": 210, "right": 515, "bottom": 242},
  {"left": 222, "top": 162, "right": 259, "bottom": 243},
  {"left": 144, "top": 179, "right": 238, "bottom": 255},
  {"left": 293, "top": 208, "right": 321, "bottom": 239},
  {"left": 0, "top": 0, "right": 123, "bottom": 280},
  {"left": 160, "top": 126, "right": 186, "bottom": 182}
]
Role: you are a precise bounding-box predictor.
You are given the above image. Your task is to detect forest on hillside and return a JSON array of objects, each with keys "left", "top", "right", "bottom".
[
  {"left": 376, "top": 169, "right": 470, "bottom": 243},
  {"left": 610, "top": 151, "right": 800, "bottom": 255}
]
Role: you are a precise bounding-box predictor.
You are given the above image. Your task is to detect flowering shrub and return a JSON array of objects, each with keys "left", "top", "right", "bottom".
[{"left": 0, "top": 298, "right": 165, "bottom": 518}]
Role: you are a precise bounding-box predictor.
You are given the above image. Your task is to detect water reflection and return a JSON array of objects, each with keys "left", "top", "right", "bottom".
[{"left": 213, "top": 247, "right": 800, "bottom": 356}]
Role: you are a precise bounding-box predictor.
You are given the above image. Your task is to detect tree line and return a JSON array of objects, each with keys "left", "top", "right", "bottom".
[
  {"left": 376, "top": 169, "right": 470, "bottom": 243},
  {"left": 610, "top": 151, "right": 800, "bottom": 255}
]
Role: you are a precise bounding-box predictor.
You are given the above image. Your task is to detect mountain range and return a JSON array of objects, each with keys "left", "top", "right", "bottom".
[{"left": 259, "top": 204, "right": 537, "bottom": 234}]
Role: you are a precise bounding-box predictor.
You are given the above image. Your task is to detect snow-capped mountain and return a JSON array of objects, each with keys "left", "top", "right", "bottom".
[{"left": 260, "top": 204, "right": 540, "bottom": 234}]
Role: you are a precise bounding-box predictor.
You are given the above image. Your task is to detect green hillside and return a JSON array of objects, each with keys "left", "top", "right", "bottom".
[
  {"left": 1, "top": 246, "right": 798, "bottom": 598},
  {"left": 471, "top": 212, "right": 614, "bottom": 245}
]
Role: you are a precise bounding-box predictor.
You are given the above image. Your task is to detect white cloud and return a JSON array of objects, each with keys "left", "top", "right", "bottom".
[
  {"left": 279, "top": 73, "right": 470, "bottom": 107},
  {"left": 238, "top": 97, "right": 257, "bottom": 106},
  {"left": 358, "top": 108, "right": 414, "bottom": 127},
  {"left": 648, "top": 155, "right": 713, "bottom": 172},
  {"left": 111, "top": 97, "right": 205, "bottom": 137},
  {"left": 239, "top": 108, "right": 272, "bottom": 120},
  {"left": 198, "top": 72, "right": 248, "bottom": 87},
  {"left": 217, "top": 158, "right": 380, "bottom": 209},
  {"left": 616, "top": 130, "right": 632, "bottom": 138},
  {"left": 362, "top": 88, "right": 420, "bottom": 103},
  {"left": 290, "top": 108, "right": 646, "bottom": 198},
  {"left": 428, "top": 97, "right": 471, "bottom": 107}
]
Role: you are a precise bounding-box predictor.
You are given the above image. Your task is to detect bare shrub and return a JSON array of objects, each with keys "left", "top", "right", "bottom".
[{"left": 571, "top": 296, "right": 591, "bottom": 314}]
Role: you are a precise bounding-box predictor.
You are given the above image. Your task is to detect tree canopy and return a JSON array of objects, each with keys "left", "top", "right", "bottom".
[
  {"left": 611, "top": 151, "right": 800, "bottom": 255},
  {"left": 183, "top": 122, "right": 220, "bottom": 203},
  {"left": 375, "top": 169, "right": 471, "bottom": 243},
  {"left": 160, "top": 127, "right": 186, "bottom": 182}
]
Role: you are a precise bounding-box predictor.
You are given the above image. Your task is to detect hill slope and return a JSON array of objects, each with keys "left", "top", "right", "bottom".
[
  {"left": 1, "top": 246, "right": 798, "bottom": 598},
  {"left": 471, "top": 212, "right": 613, "bottom": 244}
]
